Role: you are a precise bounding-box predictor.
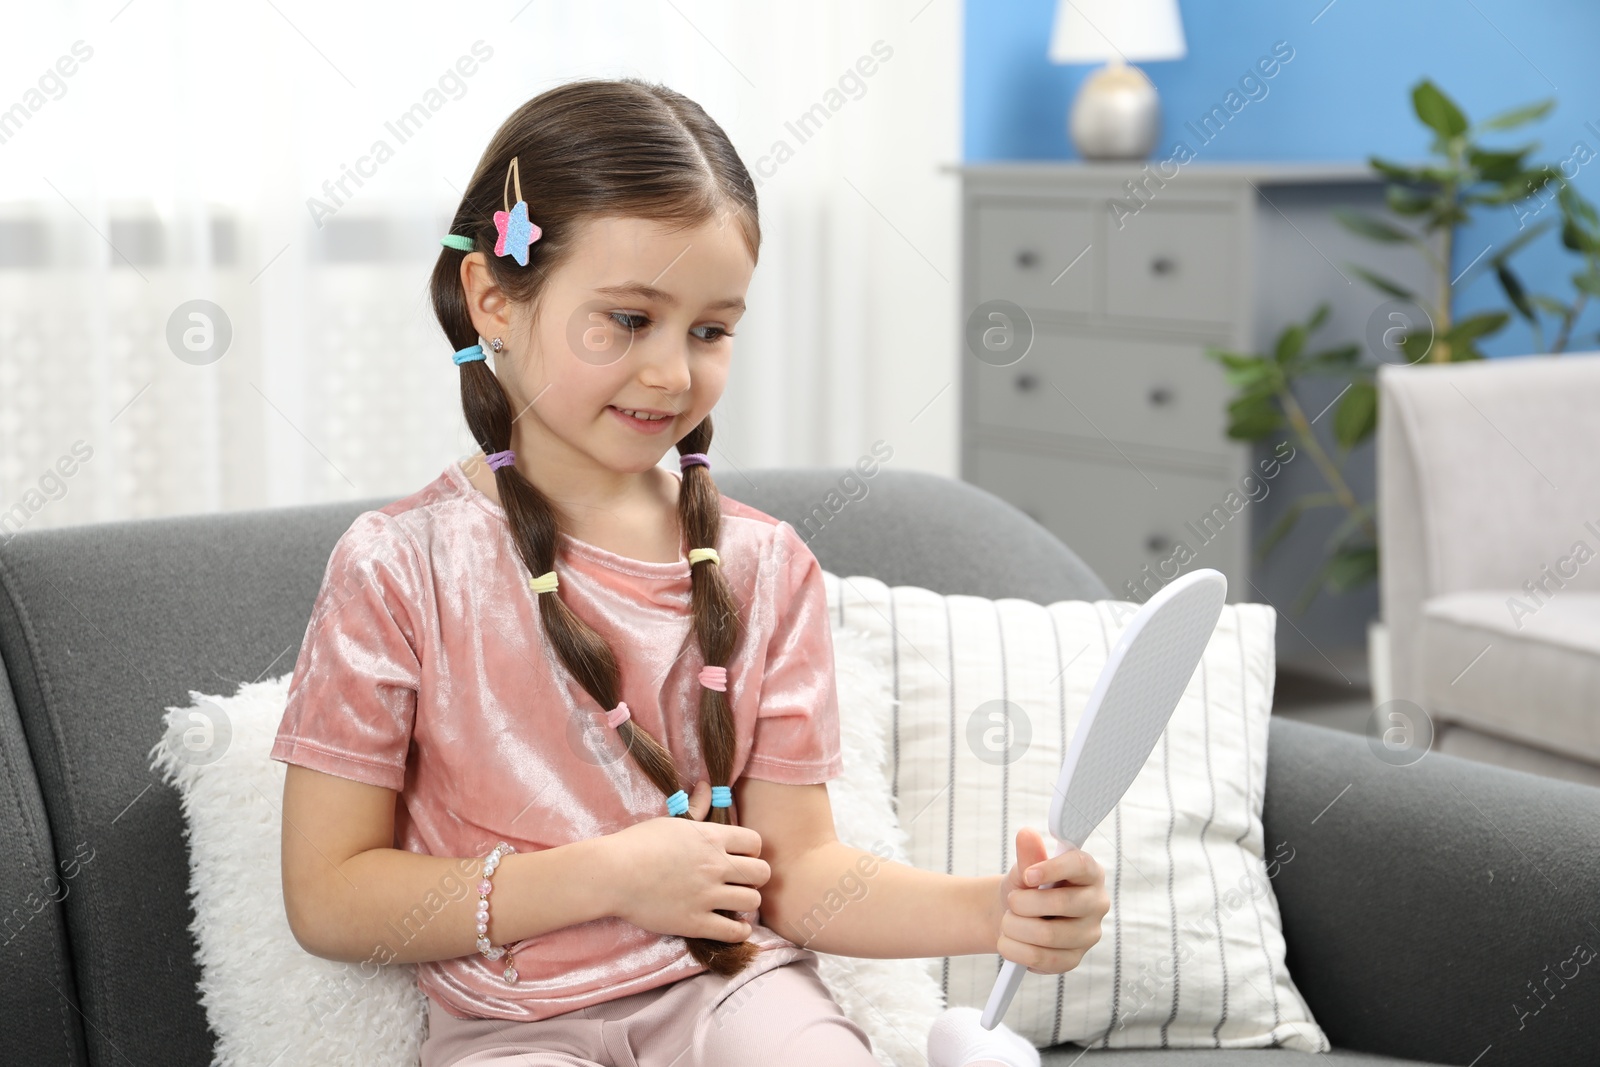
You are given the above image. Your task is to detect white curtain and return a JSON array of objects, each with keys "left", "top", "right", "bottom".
[{"left": 0, "top": 0, "right": 961, "bottom": 531}]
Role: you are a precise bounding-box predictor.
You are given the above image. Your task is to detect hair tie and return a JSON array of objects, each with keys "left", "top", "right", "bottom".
[
  {"left": 604, "top": 702, "right": 630, "bottom": 729},
  {"left": 710, "top": 785, "right": 733, "bottom": 808},
  {"left": 687, "top": 547, "right": 720, "bottom": 566},
  {"left": 528, "top": 571, "right": 559, "bottom": 594},
  {"left": 485, "top": 449, "right": 516, "bottom": 472},
  {"left": 679, "top": 452, "right": 710, "bottom": 471},
  {"left": 698, "top": 665, "right": 728, "bottom": 692},
  {"left": 453, "top": 344, "right": 486, "bottom": 365},
  {"left": 440, "top": 234, "right": 475, "bottom": 252},
  {"left": 665, "top": 789, "right": 689, "bottom": 817}
]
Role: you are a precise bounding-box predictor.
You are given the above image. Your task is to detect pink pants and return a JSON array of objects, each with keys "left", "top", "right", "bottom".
[{"left": 418, "top": 946, "right": 879, "bottom": 1067}]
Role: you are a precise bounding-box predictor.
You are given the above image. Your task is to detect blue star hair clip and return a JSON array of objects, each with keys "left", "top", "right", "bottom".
[{"left": 493, "top": 155, "right": 542, "bottom": 266}]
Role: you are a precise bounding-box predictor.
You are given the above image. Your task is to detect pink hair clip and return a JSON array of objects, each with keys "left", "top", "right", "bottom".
[
  {"left": 698, "top": 665, "right": 728, "bottom": 692},
  {"left": 605, "top": 701, "right": 631, "bottom": 728}
]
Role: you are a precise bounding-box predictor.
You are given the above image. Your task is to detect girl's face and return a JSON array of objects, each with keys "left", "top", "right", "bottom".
[{"left": 466, "top": 211, "right": 754, "bottom": 481}]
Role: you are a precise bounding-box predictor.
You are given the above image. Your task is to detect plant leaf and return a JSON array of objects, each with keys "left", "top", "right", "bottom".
[
  {"left": 1254, "top": 492, "right": 1342, "bottom": 562},
  {"left": 1368, "top": 155, "right": 1427, "bottom": 183},
  {"left": 1333, "top": 209, "right": 1415, "bottom": 243},
  {"left": 1447, "top": 311, "right": 1510, "bottom": 343},
  {"left": 1326, "top": 545, "right": 1380, "bottom": 592},
  {"left": 1399, "top": 325, "right": 1436, "bottom": 364},
  {"left": 1412, "top": 79, "right": 1469, "bottom": 138},
  {"left": 1333, "top": 379, "right": 1377, "bottom": 449},
  {"left": 1348, "top": 265, "right": 1416, "bottom": 300},
  {"left": 1574, "top": 269, "right": 1600, "bottom": 298},
  {"left": 1386, "top": 184, "right": 1434, "bottom": 216},
  {"left": 1562, "top": 216, "right": 1600, "bottom": 256},
  {"left": 1306, "top": 302, "right": 1331, "bottom": 332},
  {"left": 1477, "top": 98, "right": 1554, "bottom": 132},
  {"left": 1558, "top": 181, "right": 1600, "bottom": 227},
  {"left": 1497, "top": 263, "right": 1536, "bottom": 323},
  {"left": 1468, "top": 146, "right": 1532, "bottom": 183},
  {"left": 1225, "top": 395, "right": 1282, "bottom": 440},
  {"left": 1322, "top": 503, "right": 1377, "bottom": 557},
  {"left": 1209, "top": 350, "right": 1255, "bottom": 369},
  {"left": 1304, "top": 343, "right": 1362, "bottom": 373},
  {"left": 1275, "top": 323, "right": 1307, "bottom": 364}
]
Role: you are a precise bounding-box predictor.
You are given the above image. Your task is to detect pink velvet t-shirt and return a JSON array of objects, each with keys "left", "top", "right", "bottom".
[{"left": 269, "top": 458, "right": 843, "bottom": 1021}]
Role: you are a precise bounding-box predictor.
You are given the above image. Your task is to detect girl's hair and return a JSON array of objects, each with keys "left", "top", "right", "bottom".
[{"left": 429, "top": 78, "right": 762, "bottom": 977}]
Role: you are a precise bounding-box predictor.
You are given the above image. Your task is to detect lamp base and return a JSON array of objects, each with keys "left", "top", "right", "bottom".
[{"left": 1069, "top": 62, "right": 1161, "bottom": 160}]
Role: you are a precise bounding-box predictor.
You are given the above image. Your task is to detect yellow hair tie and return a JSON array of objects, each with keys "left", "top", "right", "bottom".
[
  {"left": 528, "top": 570, "right": 559, "bottom": 594},
  {"left": 687, "top": 548, "right": 720, "bottom": 566}
]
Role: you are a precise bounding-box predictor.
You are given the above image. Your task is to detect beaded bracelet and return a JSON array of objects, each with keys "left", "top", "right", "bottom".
[{"left": 475, "top": 841, "right": 519, "bottom": 983}]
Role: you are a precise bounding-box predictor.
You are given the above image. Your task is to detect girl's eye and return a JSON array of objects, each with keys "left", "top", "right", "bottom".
[{"left": 608, "top": 312, "right": 736, "bottom": 343}]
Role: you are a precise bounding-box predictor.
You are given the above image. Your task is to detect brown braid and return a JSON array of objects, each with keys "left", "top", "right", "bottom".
[{"left": 428, "top": 78, "right": 761, "bottom": 977}]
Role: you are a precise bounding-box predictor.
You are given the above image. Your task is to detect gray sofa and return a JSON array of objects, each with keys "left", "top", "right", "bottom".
[{"left": 2, "top": 468, "right": 1596, "bottom": 1066}]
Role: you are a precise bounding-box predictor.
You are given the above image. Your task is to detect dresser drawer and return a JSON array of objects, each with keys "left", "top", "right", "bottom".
[
  {"left": 1105, "top": 206, "right": 1237, "bottom": 325},
  {"left": 975, "top": 200, "right": 1095, "bottom": 317},
  {"left": 973, "top": 331, "right": 1234, "bottom": 458},
  {"left": 973, "top": 443, "right": 1245, "bottom": 597}
]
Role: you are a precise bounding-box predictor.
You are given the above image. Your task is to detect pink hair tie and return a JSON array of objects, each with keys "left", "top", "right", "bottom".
[
  {"left": 604, "top": 701, "right": 630, "bottom": 728},
  {"left": 698, "top": 665, "right": 727, "bottom": 692},
  {"left": 679, "top": 452, "right": 710, "bottom": 471},
  {"left": 485, "top": 449, "right": 516, "bottom": 471}
]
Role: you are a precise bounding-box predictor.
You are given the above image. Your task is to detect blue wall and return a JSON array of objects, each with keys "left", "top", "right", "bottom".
[{"left": 964, "top": 0, "right": 1600, "bottom": 356}]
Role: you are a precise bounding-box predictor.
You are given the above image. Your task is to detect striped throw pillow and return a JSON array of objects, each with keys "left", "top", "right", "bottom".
[{"left": 819, "top": 573, "right": 1329, "bottom": 1053}]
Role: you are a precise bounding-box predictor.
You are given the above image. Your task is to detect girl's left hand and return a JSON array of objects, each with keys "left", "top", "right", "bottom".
[{"left": 993, "top": 827, "right": 1110, "bottom": 974}]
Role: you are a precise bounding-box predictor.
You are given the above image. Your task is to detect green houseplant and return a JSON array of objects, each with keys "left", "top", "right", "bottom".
[{"left": 1206, "top": 79, "right": 1595, "bottom": 612}]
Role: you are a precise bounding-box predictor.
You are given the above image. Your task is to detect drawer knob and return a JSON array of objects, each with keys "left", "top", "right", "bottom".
[
  {"left": 1147, "top": 386, "right": 1173, "bottom": 406},
  {"left": 1145, "top": 533, "right": 1173, "bottom": 554},
  {"left": 1015, "top": 372, "right": 1039, "bottom": 392},
  {"left": 1016, "top": 249, "right": 1038, "bottom": 269},
  {"left": 1150, "top": 256, "right": 1176, "bottom": 276}
]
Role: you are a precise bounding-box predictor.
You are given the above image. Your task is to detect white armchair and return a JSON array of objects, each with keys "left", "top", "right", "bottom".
[{"left": 1377, "top": 352, "right": 1600, "bottom": 787}]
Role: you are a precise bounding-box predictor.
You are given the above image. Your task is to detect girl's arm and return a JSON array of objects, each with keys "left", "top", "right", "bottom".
[
  {"left": 737, "top": 777, "right": 1107, "bottom": 973},
  {"left": 280, "top": 764, "right": 619, "bottom": 965},
  {"left": 733, "top": 777, "right": 1002, "bottom": 958}
]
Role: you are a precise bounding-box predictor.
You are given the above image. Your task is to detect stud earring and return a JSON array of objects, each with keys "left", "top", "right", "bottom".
[{"left": 489, "top": 337, "right": 504, "bottom": 353}]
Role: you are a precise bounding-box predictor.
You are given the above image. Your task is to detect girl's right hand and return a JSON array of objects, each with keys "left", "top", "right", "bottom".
[{"left": 604, "top": 779, "right": 770, "bottom": 942}]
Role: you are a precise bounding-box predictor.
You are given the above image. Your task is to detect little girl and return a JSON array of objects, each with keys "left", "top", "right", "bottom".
[{"left": 271, "top": 77, "right": 1108, "bottom": 1067}]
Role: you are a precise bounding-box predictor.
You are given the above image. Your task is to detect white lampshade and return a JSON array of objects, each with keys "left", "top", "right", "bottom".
[{"left": 1049, "top": 0, "right": 1187, "bottom": 64}]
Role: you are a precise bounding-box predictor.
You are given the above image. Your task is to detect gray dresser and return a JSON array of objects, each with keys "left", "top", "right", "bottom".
[{"left": 953, "top": 162, "right": 1434, "bottom": 667}]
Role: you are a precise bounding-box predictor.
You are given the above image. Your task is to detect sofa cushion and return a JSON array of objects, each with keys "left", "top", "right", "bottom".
[
  {"left": 1419, "top": 591, "right": 1600, "bottom": 764},
  {"left": 819, "top": 573, "right": 1329, "bottom": 1053}
]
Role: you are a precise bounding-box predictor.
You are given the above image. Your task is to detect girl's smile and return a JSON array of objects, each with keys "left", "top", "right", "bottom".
[{"left": 607, "top": 404, "right": 678, "bottom": 434}]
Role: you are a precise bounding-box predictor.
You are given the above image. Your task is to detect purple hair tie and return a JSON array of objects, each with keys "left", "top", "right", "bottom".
[
  {"left": 679, "top": 452, "right": 710, "bottom": 471},
  {"left": 486, "top": 449, "right": 516, "bottom": 471}
]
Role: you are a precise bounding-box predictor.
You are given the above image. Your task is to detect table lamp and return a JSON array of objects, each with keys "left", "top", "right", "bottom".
[{"left": 1049, "top": 0, "right": 1187, "bottom": 160}]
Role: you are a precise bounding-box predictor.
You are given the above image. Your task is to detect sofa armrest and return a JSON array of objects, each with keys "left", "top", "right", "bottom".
[
  {"left": 1376, "top": 363, "right": 1431, "bottom": 706},
  {"left": 1264, "top": 716, "right": 1600, "bottom": 1066},
  {"left": 0, "top": 664, "right": 89, "bottom": 1065}
]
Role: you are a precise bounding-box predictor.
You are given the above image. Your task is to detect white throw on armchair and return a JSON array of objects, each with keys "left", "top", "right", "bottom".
[{"left": 1377, "top": 351, "right": 1600, "bottom": 787}]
